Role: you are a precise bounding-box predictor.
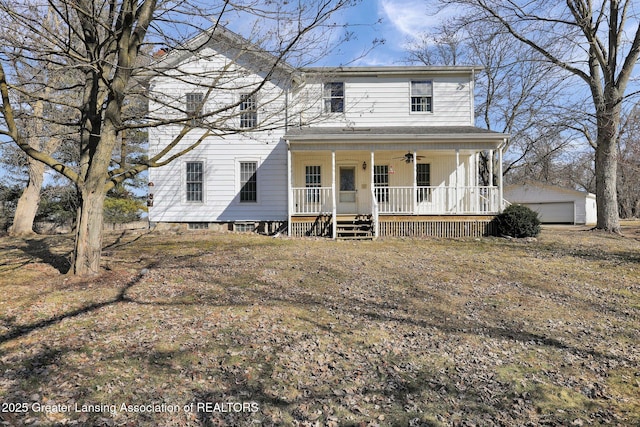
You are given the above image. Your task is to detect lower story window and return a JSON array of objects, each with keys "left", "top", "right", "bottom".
[
  {"left": 417, "top": 163, "right": 431, "bottom": 202},
  {"left": 186, "top": 161, "right": 203, "bottom": 202},
  {"left": 305, "top": 165, "right": 321, "bottom": 202},
  {"left": 240, "top": 161, "right": 257, "bottom": 202},
  {"left": 374, "top": 165, "right": 389, "bottom": 203}
]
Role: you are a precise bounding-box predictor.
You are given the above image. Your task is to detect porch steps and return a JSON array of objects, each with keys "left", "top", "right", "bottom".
[{"left": 335, "top": 215, "right": 373, "bottom": 240}]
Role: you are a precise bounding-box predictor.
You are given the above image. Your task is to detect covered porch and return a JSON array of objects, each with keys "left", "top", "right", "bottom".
[{"left": 285, "top": 126, "right": 508, "bottom": 238}]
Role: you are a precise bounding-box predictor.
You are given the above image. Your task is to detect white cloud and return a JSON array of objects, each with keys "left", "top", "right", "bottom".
[{"left": 379, "top": 0, "right": 456, "bottom": 45}]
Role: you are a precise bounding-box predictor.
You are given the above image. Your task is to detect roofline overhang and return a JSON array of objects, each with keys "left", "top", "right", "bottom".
[
  {"left": 286, "top": 133, "right": 509, "bottom": 143},
  {"left": 299, "top": 65, "right": 484, "bottom": 78}
]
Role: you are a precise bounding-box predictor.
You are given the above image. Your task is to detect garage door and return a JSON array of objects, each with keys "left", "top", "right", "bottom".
[{"left": 522, "top": 202, "right": 575, "bottom": 224}]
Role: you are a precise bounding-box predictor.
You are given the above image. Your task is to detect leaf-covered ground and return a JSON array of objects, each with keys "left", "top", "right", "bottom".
[{"left": 1, "top": 223, "right": 639, "bottom": 426}]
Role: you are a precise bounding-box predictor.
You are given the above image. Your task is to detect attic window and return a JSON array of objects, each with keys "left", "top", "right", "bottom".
[
  {"left": 410, "top": 81, "right": 432, "bottom": 113},
  {"left": 186, "top": 92, "right": 204, "bottom": 125},
  {"left": 239, "top": 93, "right": 257, "bottom": 128}
]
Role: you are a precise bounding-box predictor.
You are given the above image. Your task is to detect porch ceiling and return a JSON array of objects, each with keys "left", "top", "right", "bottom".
[{"left": 285, "top": 126, "right": 508, "bottom": 151}]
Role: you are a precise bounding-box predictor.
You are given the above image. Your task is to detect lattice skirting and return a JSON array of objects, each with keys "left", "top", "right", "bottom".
[
  {"left": 378, "top": 219, "right": 496, "bottom": 238},
  {"left": 289, "top": 217, "right": 497, "bottom": 238}
]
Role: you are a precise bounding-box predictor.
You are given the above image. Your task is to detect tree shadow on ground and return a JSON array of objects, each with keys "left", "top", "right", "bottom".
[
  {"left": 20, "top": 238, "right": 72, "bottom": 274},
  {"left": 0, "top": 269, "right": 149, "bottom": 344}
]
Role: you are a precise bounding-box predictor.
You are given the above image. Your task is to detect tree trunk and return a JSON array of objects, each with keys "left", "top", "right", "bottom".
[
  {"left": 8, "top": 157, "right": 45, "bottom": 236},
  {"left": 594, "top": 105, "right": 621, "bottom": 232},
  {"left": 70, "top": 185, "right": 106, "bottom": 275}
]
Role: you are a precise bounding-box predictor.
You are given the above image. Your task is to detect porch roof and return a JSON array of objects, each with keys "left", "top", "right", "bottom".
[{"left": 285, "top": 126, "right": 508, "bottom": 151}]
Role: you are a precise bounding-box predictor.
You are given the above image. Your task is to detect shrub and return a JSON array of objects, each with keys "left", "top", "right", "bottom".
[{"left": 494, "top": 204, "right": 541, "bottom": 238}]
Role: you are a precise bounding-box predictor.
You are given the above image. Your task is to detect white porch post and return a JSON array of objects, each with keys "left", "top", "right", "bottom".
[
  {"left": 332, "top": 150, "right": 337, "bottom": 239},
  {"left": 287, "top": 146, "right": 292, "bottom": 236},
  {"left": 413, "top": 150, "right": 418, "bottom": 213},
  {"left": 488, "top": 149, "right": 494, "bottom": 187},
  {"left": 498, "top": 144, "right": 504, "bottom": 212},
  {"left": 455, "top": 149, "right": 460, "bottom": 213},
  {"left": 370, "top": 150, "right": 375, "bottom": 199},
  {"left": 371, "top": 150, "right": 377, "bottom": 238}
]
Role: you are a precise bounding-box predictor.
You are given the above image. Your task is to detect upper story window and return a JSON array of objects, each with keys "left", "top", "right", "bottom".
[
  {"left": 410, "top": 81, "right": 432, "bottom": 113},
  {"left": 186, "top": 161, "right": 204, "bottom": 202},
  {"left": 239, "top": 93, "right": 257, "bottom": 128},
  {"left": 186, "top": 92, "right": 204, "bottom": 125},
  {"left": 323, "top": 82, "right": 344, "bottom": 113}
]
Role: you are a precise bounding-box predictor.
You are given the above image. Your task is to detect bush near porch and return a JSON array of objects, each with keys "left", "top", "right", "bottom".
[{"left": 1, "top": 223, "right": 639, "bottom": 426}]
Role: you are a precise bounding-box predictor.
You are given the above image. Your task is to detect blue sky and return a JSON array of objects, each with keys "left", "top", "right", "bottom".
[{"left": 318, "top": 0, "right": 454, "bottom": 66}]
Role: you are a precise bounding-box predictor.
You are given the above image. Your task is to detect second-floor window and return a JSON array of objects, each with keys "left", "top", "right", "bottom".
[
  {"left": 323, "top": 82, "right": 344, "bottom": 113},
  {"left": 186, "top": 92, "right": 204, "bottom": 125},
  {"left": 240, "top": 93, "right": 257, "bottom": 128},
  {"left": 410, "top": 81, "right": 432, "bottom": 113}
]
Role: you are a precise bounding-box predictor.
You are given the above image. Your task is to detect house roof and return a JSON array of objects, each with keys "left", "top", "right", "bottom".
[
  {"left": 285, "top": 126, "right": 508, "bottom": 142},
  {"left": 151, "top": 25, "right": 295, "bottom": 75},
  {"left": 299, "top": 66, "right": 482, "bottom": 77}
]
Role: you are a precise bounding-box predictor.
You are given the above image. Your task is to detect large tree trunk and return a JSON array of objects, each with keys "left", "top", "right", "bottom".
[
  {"left": 9, "top": 157, "right": 45, "bottom": 236},
  {"left": 594, "top": 102, "right": 621, "bottom": 233},
  {"left": 70, "top": 185, "right": 106, "bottom": 275},
  {"left": 595, "top": 140, "right": 621, "bottom": 232}
]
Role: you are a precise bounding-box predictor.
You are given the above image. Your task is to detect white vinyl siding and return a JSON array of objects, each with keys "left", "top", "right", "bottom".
[{"left": 296, "top": 75, "right": 472, "bottom": 127}]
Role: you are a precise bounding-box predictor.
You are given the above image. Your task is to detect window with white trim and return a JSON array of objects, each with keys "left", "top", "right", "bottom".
[
  {"left": 417, "top": 163, "right": 431, "bottom": 202},
  {"left": 374, "top": 165, "right": 389, "bottom": 203},
  {"left": 240, "top": 161, "right": 257, "bottom": 202},
  {"left": 323, "top": 82, "right": 344, "bottom": 113},
  {"left": 186, "top": 92, "right": 204, "bottom": 125},
  {"left": 305, "top": 165, "right": 321, "bottom": 202},
  {"left": 410, "top": 81, "right": 433, "bottom": 112},
  {"left": 239, "top": 93, "right": 257, "bottom": 128},
  {"left": 186, "top": 161, "right": 204, "bottom": 202}
]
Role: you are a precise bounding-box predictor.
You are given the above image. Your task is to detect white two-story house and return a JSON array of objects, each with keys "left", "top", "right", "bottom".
[{"left": 147, "top": 27, "right": 509, "bottom": 238}]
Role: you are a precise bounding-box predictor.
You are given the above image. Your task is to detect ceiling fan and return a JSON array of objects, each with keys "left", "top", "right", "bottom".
[{"left": 393, "top": 152, "right": 425, "bottom": 163}]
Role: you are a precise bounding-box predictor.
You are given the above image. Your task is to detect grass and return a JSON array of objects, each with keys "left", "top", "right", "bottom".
[{"left": 0, "top": 222, "right": 639, "bottom": 426}]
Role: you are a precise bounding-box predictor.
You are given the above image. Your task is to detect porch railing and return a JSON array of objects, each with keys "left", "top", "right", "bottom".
[
  {"left": 374, "top": 186, "right": 500, "bottom": 214},
  {"left": 291, "top": 186, "right": 501, "bottom": 215},
  {"left": 291, "top": 187, "right": 333, "bottom": 214}
]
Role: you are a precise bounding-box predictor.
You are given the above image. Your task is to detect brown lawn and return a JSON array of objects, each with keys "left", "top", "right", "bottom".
[{"left": 1, "top": 222, "right": 639, "bottom": 426}]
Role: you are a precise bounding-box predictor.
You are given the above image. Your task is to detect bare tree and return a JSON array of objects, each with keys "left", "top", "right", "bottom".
[
  {"left": 437, "top": 0, "right": 640, "bottom": 232},
  {"left": 0, "top": 4, "right": 78, "bottom": 236},
  {"left": 617, "top": 106, "right": 640, "bottom": 218},
  {"left": 0, "top": 0, "right": 362, "bottom": 275},
  {"left": 405, "top": 20, "right": 573, "bottom": 186}
]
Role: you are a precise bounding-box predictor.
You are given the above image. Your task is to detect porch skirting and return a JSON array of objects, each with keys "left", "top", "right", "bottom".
[
  {"left": 289, "top": 215, "right": 497, "bottom": 238},
  {"left": 377, "top": 215, "right": 496, "bottom": 238}
]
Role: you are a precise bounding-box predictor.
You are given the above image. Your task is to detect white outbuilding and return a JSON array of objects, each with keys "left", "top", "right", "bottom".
[{"left": 504, "top": 182, "right": 597, "bottom": 225}]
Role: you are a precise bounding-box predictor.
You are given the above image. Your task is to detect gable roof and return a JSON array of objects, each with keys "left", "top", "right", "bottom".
[{"left": 151, "top": 25, "right": 295, "bottom": 75}]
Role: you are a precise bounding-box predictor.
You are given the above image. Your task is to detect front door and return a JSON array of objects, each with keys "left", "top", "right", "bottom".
[{"left": 338, "top": 166, "right": 356, "bottom": 213}]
